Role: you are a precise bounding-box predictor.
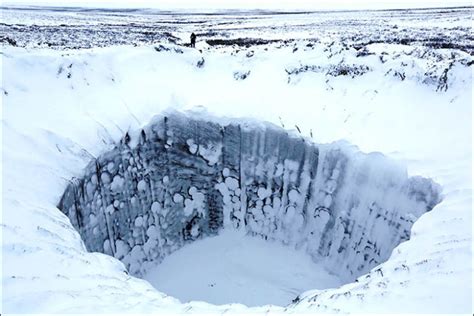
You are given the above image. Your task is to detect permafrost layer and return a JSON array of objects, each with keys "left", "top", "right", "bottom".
[{"left": 58, "top": 111, "right": 441, "bottom": 283}]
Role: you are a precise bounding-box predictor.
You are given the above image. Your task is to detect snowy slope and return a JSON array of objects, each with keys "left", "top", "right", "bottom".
[{"left": 1, "top": 10, "right": 473, "bottom": 313}]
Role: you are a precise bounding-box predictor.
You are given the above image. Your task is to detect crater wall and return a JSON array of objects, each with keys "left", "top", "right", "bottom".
[{"left": 58, "top": 111, "right": 441, "bottom": 281}]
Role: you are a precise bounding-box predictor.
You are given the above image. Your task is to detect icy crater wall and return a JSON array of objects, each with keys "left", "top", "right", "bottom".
[{"left": 58, "top": 112, "right": 441, "bottom": 281}]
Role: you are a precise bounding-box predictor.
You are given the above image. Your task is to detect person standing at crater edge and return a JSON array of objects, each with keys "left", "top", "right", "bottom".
[{"left": 190, "top": 32, "right": 196, "bottom": 48}]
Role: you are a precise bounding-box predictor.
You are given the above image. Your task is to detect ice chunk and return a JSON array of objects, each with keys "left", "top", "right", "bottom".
[
  {"left": 186, "top": 139, "right": 198, "bottom": 154},
  {"left": 137, "top": 180, "right": 147, "bottom": 191},
  {"left": 198, "top": 142, "right": 222, "bottom": 165},
  {"left": 111, "top": 175, "right": 124, "bottom": 192},
  {"left": 257, "top": 187, "right": 271, "bottom": 200},
  {"left": 288, "top": 189, "right": 300, "bottom": 203},
  {"left": 107, "top": 162, "right": 115, "bottom": 173},
  {"left": 135, "top": 216, "right": 144, "bottom": 227},
  {"left": 105, "top": 204, "right": 115, "bottom": 215},
  {"left": 101, "top": 172, "right": 111, "bottom": 184},
  {"left": 222, "top": 167, "right": 230, "bottom": 177},
  {"left": 225, "top": 177, "right": 239, "bottom": 191},
  {"left": 115, "top": 239, "right": 130, "bottom": 259},
  {"left": 173, "top": 193, "right": 184, "bottom": 204}
]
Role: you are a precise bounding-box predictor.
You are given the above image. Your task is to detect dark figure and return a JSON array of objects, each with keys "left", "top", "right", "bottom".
[{"left": 190, "top": 32, "right": 196, "bottom": 48}]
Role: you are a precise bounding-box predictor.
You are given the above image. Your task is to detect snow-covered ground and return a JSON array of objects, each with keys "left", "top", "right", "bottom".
[
  {"left": 144, "top": 230, "right": 342, "bottom": 307},
  {"left": 1, "top": 5, "right": 473, "bottom": 53},
  {"left": 1, "top": 6, "right": 473, "bottom": 314}
]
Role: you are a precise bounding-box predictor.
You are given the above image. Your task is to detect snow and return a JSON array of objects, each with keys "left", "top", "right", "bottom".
[
  {"left": 173, "top": 192, "right": 184, "bottom": 204},
  {"left": 257, "top": 187, "right": 271, "bottom": 200},
  {"left": 222, "top": 167, "right": 230, "bottom": 177},
  {"left": 150, "top": 201, "right": 159, "bottom": 212},
  {"left": 134, "top": 216, "right": 144, "bottom": 227},
  {"left": 183, "top": 187, "right": 206, "bottom": 217},
  {"left": 143, "top": 230, "right": 342, "bottom": 307},
  {"left": 186, "top": 138, "right": 198, "bottom": 154},
  {"left": 198, "top": 142, "right": 222, "bottom": 166},
  {"left": 110, "top": 174, "right": 124, "bottom": 192},
  {"left": 4, "top": 0, "right": 471, "bottom": 11},
  {"left": 224, "top": 177, "right": 239, "bottom": 191},
  {"left": 105, "top": 204, "right": 115, "bottom": 214},
  {"left": 137, "top": 179, "right": 147, "bottom": 191},
  {"left": 1, "top": 6, "right": 473, "bottom": 314}
]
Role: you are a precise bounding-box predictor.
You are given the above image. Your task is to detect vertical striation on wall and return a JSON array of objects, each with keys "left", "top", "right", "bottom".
[{"left": 58, "top": 111, "right": 441, "bottom": 280}]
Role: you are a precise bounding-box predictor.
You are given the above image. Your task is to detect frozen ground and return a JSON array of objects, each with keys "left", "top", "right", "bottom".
[
  {"left": 1, "top": 5, "right": 473, "bottom": 315},
  {"left": 1, "top": 5, "right": 473, "bottom": 53},
  {"left": 144, "top": 230, "right": 342, "bottom": 307}
]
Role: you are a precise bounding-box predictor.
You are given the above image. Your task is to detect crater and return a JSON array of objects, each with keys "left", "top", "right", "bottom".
[{"left": 58, "top": 110, "right": 441, "bottom": 306}]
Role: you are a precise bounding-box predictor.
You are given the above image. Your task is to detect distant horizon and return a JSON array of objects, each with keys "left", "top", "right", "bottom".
[
  {"left": 2, "top": 0, "right": 472, "bottom": 12},
  {"left": 2, "top": 4, "right": 473, "bottom": 13}
]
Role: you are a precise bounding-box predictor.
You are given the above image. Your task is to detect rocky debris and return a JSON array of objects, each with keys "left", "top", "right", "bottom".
[
  {"left": 206, "top": 38, "right": 285, "bottom": 47},
  {"left": 1, "top": 35, "right": 17, "bottom": 46},
  {"left": 154, "top": 44, "right": 183, "bottom": 54},
  {"left": 233, "top": 70, "right": 250, "bottom": 80},
  {"left": 326, "top": 63, "right": 371, "bottom": 77},
  {"left": 285, "top": 63, "right": 371, "bottom": 83},
  {"left": 435, "top": 62, "right": 454, "bottom": 92},
  {"left": 196, "top": 57, "right": 205, "bottom": 68}
]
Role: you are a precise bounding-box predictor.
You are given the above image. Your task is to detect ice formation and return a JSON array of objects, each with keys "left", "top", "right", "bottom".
[
  {"left": 58, "top": 111, "right": 441, "bottom": 283},
  {"left": 3, "top": 6, "right": 471, "bottom": 313}
]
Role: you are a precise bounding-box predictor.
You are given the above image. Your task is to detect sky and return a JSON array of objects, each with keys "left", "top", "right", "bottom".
[{"left": 2, "top": 0, "right": 472, "bottom": 10}]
